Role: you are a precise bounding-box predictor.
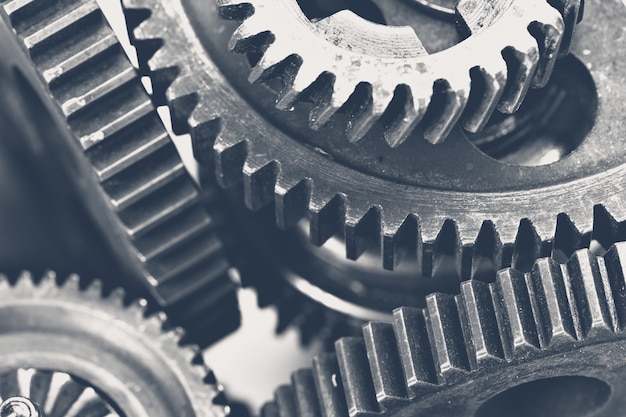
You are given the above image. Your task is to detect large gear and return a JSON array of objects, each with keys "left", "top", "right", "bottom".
[
  {"left": 217, "top": 0, "right": 582, "bottom": 145},
  {"left": 262, "top": 242, "right": 626, "bottom": 417},
  {"left": 0, "top": 0, "right": 239, "bottom": 345},
  {"left": 124, "top": 0, "right": 625, "bottom": 286},
  {"left": 0, "top": 271, "right": 227, "bottom": 417}
]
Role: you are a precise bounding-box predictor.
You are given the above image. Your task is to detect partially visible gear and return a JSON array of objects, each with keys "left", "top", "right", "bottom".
[
  {"left": 217, "top": 0, "right": 582, "bottom": 145},
  {"left": 125, "top": 0, "right": 626, "bottom": 286},
  {"left": 0, "top": 0, "right": 239, "bottom": 345},
  {"left": 0, "top": 271, "right": 227, "bottom": 417},
  {"left": 263, "top": 241, "right": 626, "bottom": 417}
]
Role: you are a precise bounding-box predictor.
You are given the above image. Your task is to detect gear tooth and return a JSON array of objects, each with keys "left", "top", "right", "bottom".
[
  {"left": 462, "top": 60, "right": 507, "bottom": 133},
  {"left": 392, "top": 308, "right": 438, "bottom": 396},
  {"left": 249, "top": 46, "right": 294, "bottom": 84},
  {"left": 243, "top": 160, "right": 280, "bottom": 210},
  {"left": 214, "top": 132, "right": 248, "bottom": 188},
  {"left": 458, "top": 280, "right": 505, "bottom": 368},
  {"left": 565, "top": 249, "right": 614, "bottom": 337},
  {"left": 552, "top": 213, "right": 583, "bottom": 262},
  {"left": 384, "top": 86, "right": 427, "bottom": 148},
  {"left": 362, "top": 322, "right": 408, "bottom": 409},
  {"left": 309, "top": 194, "right": 347, "bottom": 246},
  {"left": 40, "top": 271, "right": 57, "bottom": 289},
  {"left": 424, "top": 293, "right": 470, "bottom": 381},
  {"left": 261, "top": 402, "right": 280, "bottom": 417},
  {"left": 382, "top": 214, "right": 421, "bottom": 271},
  {"left": 292, "top": 369, "right": 323, "bottom": 417},
  {"left": 497, "top": 33, "right": 540, "bottom": 114},
  {"left": 189, "top": 116, "right": 224, "bottom": 165},
  {"left": 512, "top": 219, "right": 545, "bottom": 272},
  {"left": 334, "top": 337, "right": 380, "bottom": 417},
  {"left": 166, "top": 86, "right": 199, "bottom": 135},
  {"left": 345, "top": 206, "right": 381, "bottom": 261},
  {"left": 84, "top": 279, "right": 104, "bottom": 299},
  {"left": 550, "top": 0, "right": 583, "bottom": 56},
  {"left": 312, "top": 353, "right": 350, "bottom": 417},
  {"left": 228, "top": 14, "right": 272, "bottom": 53},
  {"left": 310, "top": 81, "right": 355, "bottom": 131},
  {"left": 422, "top": 77, "right": 471, "bottom": 145},
  {"left": 592, "top": 205, "right": 621, "bottom": 252},
  {"left": 346, "top": 86, "right": 394, "bottom": 144},
  {"left": 216, "top": 0, "right": 255, "bottom": 20},
  {"left": 527, "top": 4, "right": 564, "bottom": 88},
  {"left": 274, "top": 385, "right": 298, "bottom": 417},
  {"left": 529, "top": 257, "right": 577, "bottom": 345},
  {"left": 492, "top": 268, "right": 541, "bottom": 358},
  {"left": 62, "top": 274, "right": 81, "bottom": 292},
  {"left": 432, "top": 219, "right": 462, "bottom": 284},
  {"left": 275, "top": 178, "right": 312, "bottom": 230},
  {"left": 276, "top": 66, "right": 320, "bottom": 111},
  {"left": 604, "top": 242, "right": 626, "bottom": 329},
  {"left": 1, "top": 0, "right": 38, "bottom": 16},
  {"left": 470, "top": 220, "right": 503, "bottom": 282}
]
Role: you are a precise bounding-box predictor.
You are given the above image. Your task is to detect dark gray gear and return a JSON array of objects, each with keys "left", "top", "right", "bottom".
[
  {"left": 0, "top": 0, "right": 239, "bottom": 346},
  {"left": 262, "top": 241, "right": 626, "bottom": 417},
  {"left": 0, "top": 271, "right": 228, "bottom": 417},
  {"left": 124, "top": 0, "right": 625, "bottom": 320}
]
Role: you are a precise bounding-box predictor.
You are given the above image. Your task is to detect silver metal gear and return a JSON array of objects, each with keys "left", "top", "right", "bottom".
[
  {"left": 0, "top": 0, "right": 239, "bottom": 345},
  {"left": 262, "top": 241, "right": 626, "bottom": 417},
  {"left": 0, "top": 271, "right": 227, "bottom": 417},
  {"left": 217, "top": 0, "right": 583, "bottom": 145}
]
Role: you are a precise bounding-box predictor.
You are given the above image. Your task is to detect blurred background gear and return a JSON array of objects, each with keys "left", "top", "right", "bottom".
[
  {"left": 218, "top": 0, "right": 581, "bottom": 145},
  {"left": 263, "top": 242, "right": 626, "bottom": 417},
  {"left": 0, "top": 271, "right": 227, "bottom": 417},
  {"left": 0, "top": 0, "right": 240, "bottom": 346}
]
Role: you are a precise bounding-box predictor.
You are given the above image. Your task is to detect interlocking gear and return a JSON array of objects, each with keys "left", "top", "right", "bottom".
[
  {"left": 0, "top": 271, "right": 227, "bottom": 417},
  {"left": 124, "top": 0, "right": 625, "bottom": 287},
  {"left": 217, "top": 0, "right": 582, "bottom": 145},
  {"left": 262, "top": 242, "right": 626, "bottom": 417},
  {"left": 0, "top": 0, "right": 239, "bottom": 345}
]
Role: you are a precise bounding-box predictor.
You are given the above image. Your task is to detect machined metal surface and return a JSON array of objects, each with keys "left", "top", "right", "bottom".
[
  {"left": 0, "top": 0, "right": 239, "bottom": 346},
  {"left": 0, "top": 271, "right": 226, "bottom": 417}
]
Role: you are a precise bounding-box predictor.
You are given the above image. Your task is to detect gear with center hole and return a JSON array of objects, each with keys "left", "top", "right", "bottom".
[
  {"left": 217, "top": 0, "right": 582, "bottom": 145},
  {"left": 0, "top": 271, "right": 227, "bottom": 417}
]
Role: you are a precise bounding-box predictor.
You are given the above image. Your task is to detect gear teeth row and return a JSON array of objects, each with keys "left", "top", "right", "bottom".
[
  {"left": 264, "top": 242, "right": 626, "bottom": 417},
  {"left": 122, "top": 0, "right": 596, "bottom": 277},
  {"left": 217, "top": 0, "right": 581, "bottom": 146},
  {"left": 0, "top": 0, "right": 239, "bottom": 346}
]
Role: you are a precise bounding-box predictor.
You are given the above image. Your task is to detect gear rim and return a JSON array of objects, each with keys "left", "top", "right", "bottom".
[{"left": 0, "top": 271, "right": 227, "bottom": 417}]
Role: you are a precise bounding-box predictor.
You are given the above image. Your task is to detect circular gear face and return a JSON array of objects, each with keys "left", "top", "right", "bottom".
[
  {"left": 124, "top": 0, "right": 626, "bottom": 287},
  {"left": 218, "top": 0, "right": 581, "bottom": 145},
  {"left": 261, "top": 242, "right": 626, "bottom": 417},
  {"left": 0, "top": 272, "right": 226, "bottom": 417}
]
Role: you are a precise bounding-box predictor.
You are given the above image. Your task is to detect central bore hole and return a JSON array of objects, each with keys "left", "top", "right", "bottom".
[
  {"left": 467, "top": 55, "right": 597, "bottom": 166},
  {"left": 475, "top": 376, "right": 611, "bottom": 417}
]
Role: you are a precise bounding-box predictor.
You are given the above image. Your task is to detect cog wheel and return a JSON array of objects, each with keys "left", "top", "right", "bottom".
[
  {"left": 262, "top": 241, "right": 626, "bottom": 417},
  {"left": 125, "top": 0, "right": 625, "bottom": 292},
  {"left": 0, "top": 271, "right": 227, "bottom": 417},
  {"left": 0, "top": 0, "right": 239, "bottom": 345},
  {"left": 218, "top": 0, "right": 583, "bottom": 145}
]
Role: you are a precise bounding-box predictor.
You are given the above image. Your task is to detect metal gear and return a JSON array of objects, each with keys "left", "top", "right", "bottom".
[
  {"left": 262, "top": 241, "right": 626, "bottom": 417},
  {"left": 217, "top": 0, "right": 583, "bottom": 145},
  {"left": 124, "top": 0, "right": 625, "bottom": 287},
  {"left": 0, "top": 271, "right": 227, "bottom": 417},
  {"left": 0, "top": 0, "right": 239, "bottom": 345}
]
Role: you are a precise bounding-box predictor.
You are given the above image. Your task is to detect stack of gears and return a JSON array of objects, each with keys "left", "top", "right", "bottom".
[{"left": 0, "top": 0, "right": 625, "bottom": 415}]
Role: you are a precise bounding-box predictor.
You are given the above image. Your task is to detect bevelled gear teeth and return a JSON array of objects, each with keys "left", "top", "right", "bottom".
[
  {"left": 1, "top": 0, "right": 239, "bottom": 346},
  {"left": 217, "top": 0, "right": 581, "bottom": 145},
  {"left": 263, "top": 243, "right": 626, "bottom": 417}
]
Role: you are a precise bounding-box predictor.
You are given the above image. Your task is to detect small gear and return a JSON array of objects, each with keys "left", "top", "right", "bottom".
[
  {"left": 0, "top": 0, "right": 239, "bottom": 345},
  {"left": 124, "top": 0, "right": 625, "bottom": 291},
  {"left": 0, "top": 271, "right": 227, "bottom": 417},
  {"left": 217, "top": 0, "right": 582, "bottom": 145},
  {"left": 262, "top": 241, "right": 626, "bottom": 417}
]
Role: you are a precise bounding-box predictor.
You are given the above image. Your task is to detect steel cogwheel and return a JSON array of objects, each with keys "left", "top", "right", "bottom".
[
  {"left": 124, "top": 0, "right": 626, "bottom": 288},
  {"left": 0, "top": 0, "right": 239, "bottom": 345},
  {"left": 217, "top": 0, "right": 583, "bottom": 146},
  {"left": 0, "top": 271, "right": 227, "bottom": 417},
  {"left": 263, "top": 242, "right": 626, "bottom": 417}
]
